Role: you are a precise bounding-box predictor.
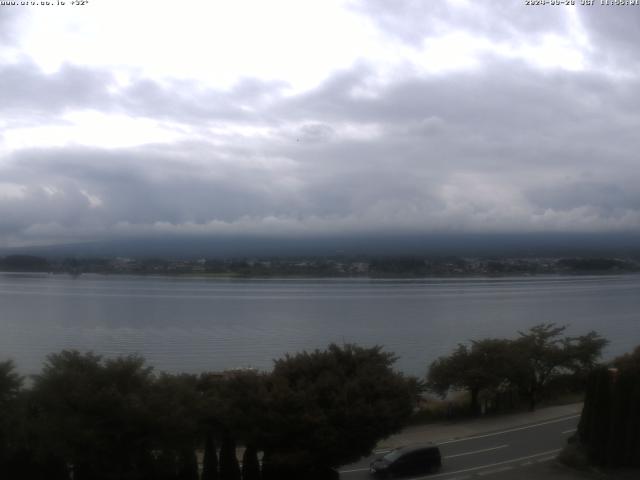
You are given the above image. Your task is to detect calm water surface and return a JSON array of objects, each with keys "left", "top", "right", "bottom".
[{"left": 1, "top": 273, "right": 639, "bottom": 376}]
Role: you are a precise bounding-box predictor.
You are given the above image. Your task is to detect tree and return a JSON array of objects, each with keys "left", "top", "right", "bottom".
[
  {"left": 148, "top": 373, "right": 201, "bottom": 450},
  {"left": 219, "top": 435, "right": 241, "bottom": 480},
  {"left": 261, "top": 344, "right": 417, "bottom": 476},
  {"left": 0, "top": 360, "right": 23, "bottom": 472},
  {"left": 578, "top": 345, "right": 640, "bottom": 467},
  {"left": 241, "top": 445, "right": 261, "bottom": 480},
  {"left": 427, "top": 325, "right": 607, "bottom": 413},
  {"left": 155, "top": 450, "right": 179, "bottom": 480},
  {"left": 613, "top": 345, "right": 640, "bottom": 372},
  {"left": 427, "top": 339, "right": 513, "bottom": 415},
  {"left": 201, "top": 433, "right": 219, "bottom": 480},
  {"left": 512, "top": 324, "right": 607, "bottom": 410},
  {"left": 146, "top": 372, "right": 203, "bottom": 480},
  {"left": 202, "top": 370, "right": 270, "bottom": 449},
  {"left": 564, "top": 331, "right": 610, "bottom": 378},
  {"left": 177, "top": 448, "right": 199, "bottom": 480},
  {"left": 1, "top": 346, "right": 418, "bottom": 479},
  {"left": 0, "top": 255, "right": 49, "bottom": 272},
  {"left": 199, "top": 370, "right": 268, "bottom": 480},
  {"left": 29, "top": 350, "right": 156, "bottom": 479},
  {"left": 0, "top": 360, "right": 22, "bottom": 402}
]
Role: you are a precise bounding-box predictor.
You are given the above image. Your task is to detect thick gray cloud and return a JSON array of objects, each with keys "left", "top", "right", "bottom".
[
  {"left": 0, "top": 62, "right": 114, "bottom": 115},
  {"left": 577, "top": 7, "right": 640, "bottom": 70},
  {"left": 528, "top": 181, "right": 640, "bottom": 213},
  {"left": 2, "top": 2, "right": 640, "bottom": 247},
  {"left": 0, "top": 7, "right": 22, "bottom": 44},
  {"left": 118, "top": 77, "right": 288, "bottom": 123},
  {"left": 348, "top": 0, "right": 569, "bottom": 46},
  {"left": 2, "top": 144, "right": 289, "bottom": 225},
  {"left": 0, "top": 60, "right": 287, "bottom": 125}
]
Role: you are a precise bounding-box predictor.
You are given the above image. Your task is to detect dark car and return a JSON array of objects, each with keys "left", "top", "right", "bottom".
[{"left": 369, "top": 444, "right": 442, "bottom": 478}]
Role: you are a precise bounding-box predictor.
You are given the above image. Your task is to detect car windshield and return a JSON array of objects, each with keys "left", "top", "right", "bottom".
[{"left": 383, "top": 448, "right": 405, "bottom": 462}]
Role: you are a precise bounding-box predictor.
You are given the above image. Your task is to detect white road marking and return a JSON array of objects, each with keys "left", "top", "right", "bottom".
[
  {"left": 338, "top": 445, "right": 508, "bottom": 474},
  {"left": 561, "top": 428, "right": 577, "bottom": 434},
  {"left": 339, "top": 415, "right": 576, "bottom": 476},
  {"left": 477, "top": 465, "right": 513, "bottom": 475},
  {"left": 444, "top": 444, "right": 508, "bottom": 459},
  {"left": 339, "top": 466, "right": 369, "bottom": 473},
  {"left": 408, "top": 449, "right": 561, "bottom": 479},
  {"left": 437, "top": 415, "right": 580, "bottom": 445},
  {"left": 535, "top": 455, "right": 557, "bottom": 463},
  {"left": 339, "top": 446, "right": 556, "bottom": 476}
]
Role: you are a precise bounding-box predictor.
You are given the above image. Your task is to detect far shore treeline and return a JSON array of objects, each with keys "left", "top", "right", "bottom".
[
  {"left": 0, "top": 326, "right": 635, "bottom": 479},
  {"left": 1, "top": 253, "right": 640, "bottom": 277}
]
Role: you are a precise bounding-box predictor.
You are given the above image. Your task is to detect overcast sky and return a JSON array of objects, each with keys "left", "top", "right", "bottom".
[{"left": 1, "top": 0, "right": 639, "bottom": 247}]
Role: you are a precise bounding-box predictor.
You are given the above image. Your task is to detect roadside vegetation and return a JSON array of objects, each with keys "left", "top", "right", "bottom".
[
  {"left": 424, "top": 327, "right": 640, "bottom": 473},
  {"left": 426, "top": 324, "right": 608, "bottom": 415},
  {"left": 562, "top": 346, "right": 640, "bottom": 470},
  {"left": 1, "top": 328, "right": 635, "bottom": 479},
  {"left": 0, "top": 344, "right": 418, "bottom": 480}
]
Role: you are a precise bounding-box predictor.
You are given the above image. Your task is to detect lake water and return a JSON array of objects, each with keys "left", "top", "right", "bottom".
[{"left": 1, "top": 272, "right": 639, "bottom": 376}]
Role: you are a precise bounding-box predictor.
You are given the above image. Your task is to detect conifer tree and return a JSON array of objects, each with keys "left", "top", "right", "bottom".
[
  {"left": 578, "top": 346, "right": 640, "bottom": 468},
  {"left": 156, "top": 450, "right": 179, "bottom": 480},
  {"left": 241, "top": 445, "right": 261, "bottom": 480},
  {"left": 219, "top": 435, "right": 241, "bottom": 480},
  {"left": 177, "top": 448, "right": 199, "bottom": 480},
  {"left": 202, "top": 433, "right": 219, "bottom": 480}
]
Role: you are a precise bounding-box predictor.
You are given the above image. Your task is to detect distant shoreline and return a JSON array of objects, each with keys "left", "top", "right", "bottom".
[
  {"left": 2, "top": 269, "right": 640, "bottom": 281},
  {"left": 2, "top": 253, "right": 639, "bottom": 279}
]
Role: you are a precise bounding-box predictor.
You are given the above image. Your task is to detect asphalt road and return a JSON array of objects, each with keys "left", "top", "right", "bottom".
[{"left": 339, "top": 414, "right": 580, "bottom": 480}]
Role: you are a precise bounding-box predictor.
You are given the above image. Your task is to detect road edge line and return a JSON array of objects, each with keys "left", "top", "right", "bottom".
[
  {"left": 410, "top": 448, "right": 562, "bottom": 479},
  {"left": 436, "top": 414, "right": 580, "bottom": 445}
]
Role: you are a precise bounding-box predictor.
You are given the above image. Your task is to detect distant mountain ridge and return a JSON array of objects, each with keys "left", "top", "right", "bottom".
[{"left": 2, "top": 232, "right": 640, "bottom": 260}]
